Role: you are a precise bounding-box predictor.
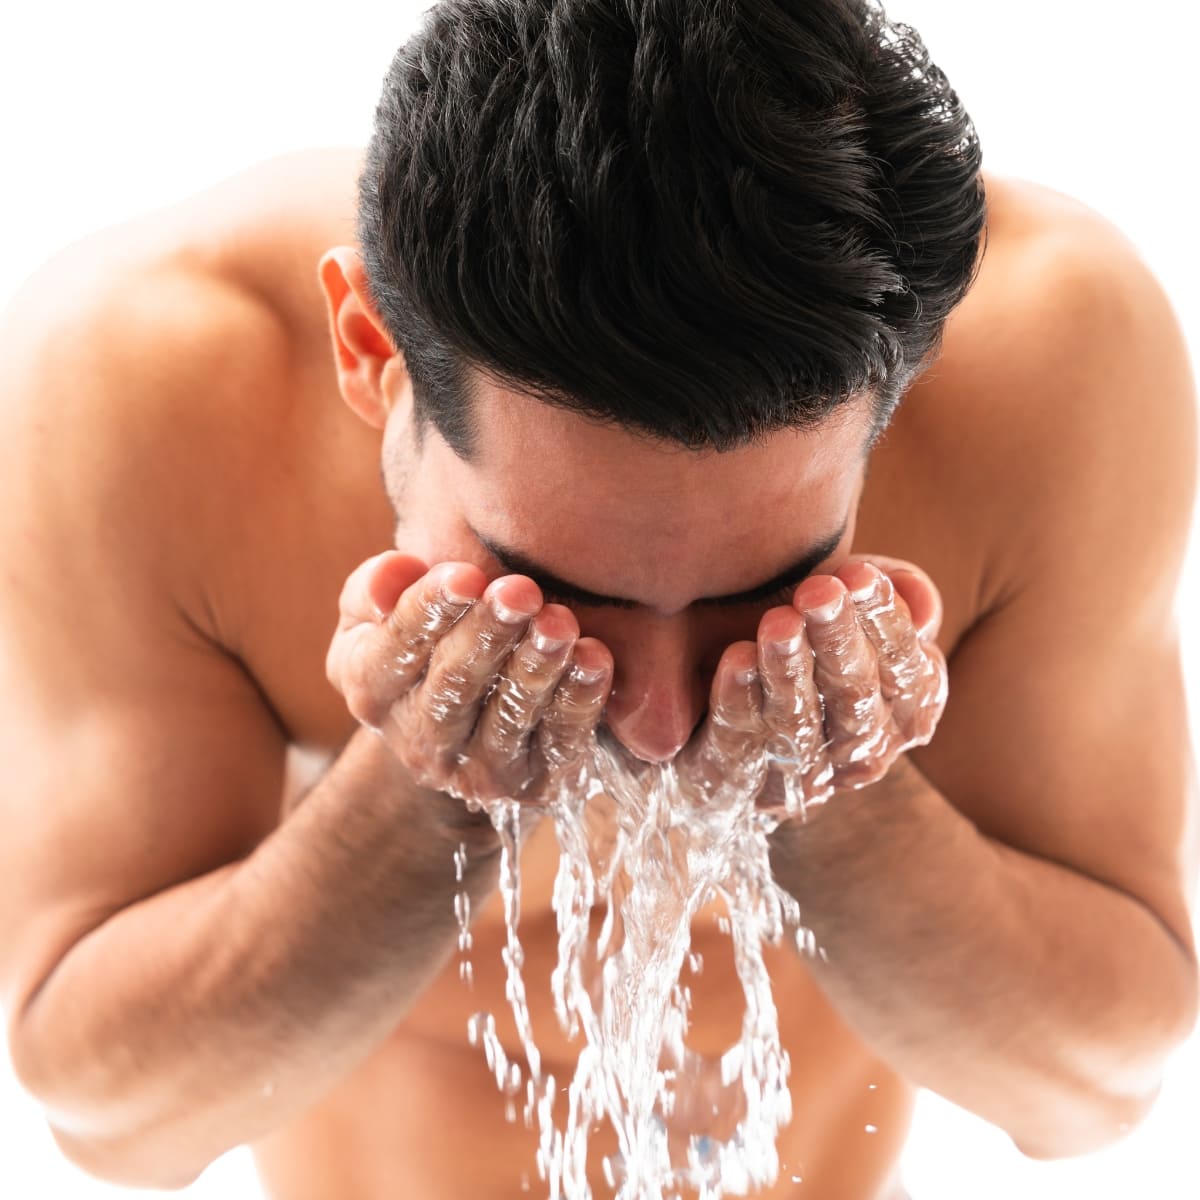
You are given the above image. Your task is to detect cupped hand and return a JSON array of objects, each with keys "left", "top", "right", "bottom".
[
  {"left": 677, "top": 555, "right": 948, "bottom": 816},
  {"left": 326, "top": 552, "right": 614, "bottom": 811}
]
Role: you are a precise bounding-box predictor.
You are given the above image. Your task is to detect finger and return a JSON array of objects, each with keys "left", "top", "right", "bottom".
[
  {"left": 710, "top": 641, "right": 764, "bottom": 740},
  {"left": 794, "top": 578, "right": 892, "bottom": 771},
  {"left": 374, "top": 560, "right": 489, "bottom": 688},
  {"left": 839, "top": 562, "right": 949, "bottom": 746},
  {"left": 469, "top": 603, "right": 580, "bottom": 770},
  {"left": 678, "top": 643, "right": 766, "bottom": 802},
  {"left": 536, "top": 637, "right": 614, "bottom": 773},
  {"left": 334, "top": 561, "right": 487, "bottom": 729},
  {"left": 755, "top": 605, "right": 830, "bottom": 811},
  {"left": 336, "top": 551, "right": 429, "bottom": 630},
  {"left": 755, "top": 604, "right": 822, "bottom": 742},
  {"left": 416, "top": 576, "right": 545, "bottom": 750},
  {"left": 835, "top": 562, "right": 928, "bottom": 700},
  {"left": 328, "top": 553, "right": 439, "bottom": 709}
]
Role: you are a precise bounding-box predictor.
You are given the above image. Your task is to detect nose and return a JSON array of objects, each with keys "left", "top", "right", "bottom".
[{"left": 602, "top": 621, "right": 710, "bottom": 763}]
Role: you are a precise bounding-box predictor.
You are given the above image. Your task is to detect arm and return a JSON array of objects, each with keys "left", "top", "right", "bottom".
[
  {"left": 15, "top": 726, "right": 502, "bottom": 1191},
  {"left": 769, "top": 223, "right": 1199, "bottom": 1158},
  {"left": 770, "top": 755, "right": 1196, "bottom": 1158},
  {"left": 0, "top": 265, "right": 504, "bottom": 1189}
]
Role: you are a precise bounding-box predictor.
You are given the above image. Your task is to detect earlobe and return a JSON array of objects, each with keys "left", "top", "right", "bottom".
[{"left": 317, "top": 246, "right": 398, "bottom": 430}]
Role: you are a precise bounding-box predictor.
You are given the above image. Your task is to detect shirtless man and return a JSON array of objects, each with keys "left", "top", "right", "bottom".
[{"left": 1, "top": 1, "right": 1197, "bottom": 1198}]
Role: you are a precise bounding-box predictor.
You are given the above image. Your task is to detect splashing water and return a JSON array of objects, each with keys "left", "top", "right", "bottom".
[{"left": 457, "top": 728, "right": 827, "bottom": 1200}]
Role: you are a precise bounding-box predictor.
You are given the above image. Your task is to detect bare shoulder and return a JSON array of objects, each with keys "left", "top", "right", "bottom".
[
  {"left": 3, "top": 145, "right": 365, "bottom": 344},
  {"left": 905, "top": 172, "right": 1196, "bottom": 615},
  {"left": 0, "top": 148, "right": 372, "bottom": 529},
  {"left": 0, "top": 230, "right": 296, "bottom": 646}
]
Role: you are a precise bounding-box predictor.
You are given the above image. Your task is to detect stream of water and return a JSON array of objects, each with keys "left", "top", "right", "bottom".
[{"left": 456, "top": 729, "right": 826, "bottom": 1200}]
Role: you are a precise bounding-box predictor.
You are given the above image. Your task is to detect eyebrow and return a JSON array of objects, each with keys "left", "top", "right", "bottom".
[{"left": 469, "top": 519, "right": 849, "bottom": 610}]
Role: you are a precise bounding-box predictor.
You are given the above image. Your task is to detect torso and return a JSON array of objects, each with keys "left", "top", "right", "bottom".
[{"left": 57, "top": 147, "right": 1113, "bottom": 1199}]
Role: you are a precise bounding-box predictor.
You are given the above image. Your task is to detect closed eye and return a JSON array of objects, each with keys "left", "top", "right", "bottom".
[
  {"left": 706, "top": 581, "right": 802, "bottom": 610},
  {"left": 538, "top": 589, "right": 637, "bottom": 612},
  {"left": 539, "top": 581, "right": 803, "bottom": 611}
]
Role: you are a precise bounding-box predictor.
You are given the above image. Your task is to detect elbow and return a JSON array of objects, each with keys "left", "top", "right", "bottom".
[
  {"left": 8, "top": 995, "right": 219, "bottom": 1191},
  {"left": 8, "top": 1025, "right": 208, "bottom": 1191},
  {"left": 1016, "top": 948, "right": 1200, "bottom": 1161},
  {"left": 46, "top": 1120, "right": 208, "bottom": 1192},
  {"left": 1010, "top": 1006, "right": 1192, "bottom": 1162},
  {"left": 1011, "top": 1000, "right": 1196, "bottom": 1161},
  {"left": 1010, "top": 1082, "right": 1162, "bottom": 1161}
]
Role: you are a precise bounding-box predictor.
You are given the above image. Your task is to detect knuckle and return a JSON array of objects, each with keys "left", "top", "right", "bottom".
[
  {"left": 832, "top": 674, "right": 878, "bottom": 715},
  {"left": 422, "top": 664, "right": 474, "bottom": 712}
]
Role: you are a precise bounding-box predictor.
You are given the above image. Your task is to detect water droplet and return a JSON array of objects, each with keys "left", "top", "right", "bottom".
[{"left": 865, "top": 1124, "right": 878, "bottom": 1134}]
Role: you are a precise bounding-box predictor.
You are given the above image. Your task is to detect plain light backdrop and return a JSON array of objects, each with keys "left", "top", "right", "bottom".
[{"left": 1, "top": 2, "right": 1197, "bottom": 1197}]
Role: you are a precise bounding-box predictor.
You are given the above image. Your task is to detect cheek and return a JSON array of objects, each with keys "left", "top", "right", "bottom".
[{"left": 392, "top": 513, "right": 496, "bottom": 579}]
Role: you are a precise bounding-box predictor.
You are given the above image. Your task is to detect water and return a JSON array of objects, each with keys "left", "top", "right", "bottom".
[{"left": 456, "top": 728, "right": 827, "bottom": 1200}]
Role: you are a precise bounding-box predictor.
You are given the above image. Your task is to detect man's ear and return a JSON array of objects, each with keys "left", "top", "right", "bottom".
[{"left": 317, "top": 246, "right": 405, "bottom": 430}]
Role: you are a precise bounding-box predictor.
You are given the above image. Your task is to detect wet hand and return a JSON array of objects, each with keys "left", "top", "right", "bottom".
[
  {"left": 326, "top": 553, "right": 614, "bottom": 810},
  {"left": 678, "top": 555, "right": 948, "bottom": 814}
]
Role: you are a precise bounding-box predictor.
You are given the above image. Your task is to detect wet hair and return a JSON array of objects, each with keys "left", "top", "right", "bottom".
[{"left": 356, "top": 0, "right": 987, "bottom": 458}]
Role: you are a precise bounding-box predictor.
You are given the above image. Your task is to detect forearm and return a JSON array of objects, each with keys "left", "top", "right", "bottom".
[
  {"left": 13, "top": 726, "right": 501, "bottom": 1188},
  {"left": 769, "top": 754, "right": 1199, "bottom": 1158}
]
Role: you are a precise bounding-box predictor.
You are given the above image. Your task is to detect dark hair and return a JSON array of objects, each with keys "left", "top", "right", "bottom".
[{"left": 357, "top": 0, "right": 987, "bottom": 458}]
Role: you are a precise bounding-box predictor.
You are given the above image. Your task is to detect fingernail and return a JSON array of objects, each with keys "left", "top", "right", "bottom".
[
  {"left": 532, "top": 628, "right": 569, "bottom": 654},
  {"left": 849, "top": 567, "right": 880, "bottom": 602},
  {"left": 442, "top": 582, "right": 476, "bottom": 606},
  {"left": 771, "top": 631, "right": 804, "bottom": 656},
  {"left": 805, "top": 591, "right": 846, "bottom": 624},
  {"left": 572, "top": 663, "right": 608, "bottom": 684},
  {"left": 434, "top": 567, "right": 476, "bottom": 606},
  {"left": 493, "top": 596, "right": 533, "bottom": 624}
]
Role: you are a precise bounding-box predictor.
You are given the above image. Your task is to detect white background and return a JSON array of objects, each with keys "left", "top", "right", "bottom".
[{"left": 1, "top": 1, "right": 1197, "bottom": 1196}]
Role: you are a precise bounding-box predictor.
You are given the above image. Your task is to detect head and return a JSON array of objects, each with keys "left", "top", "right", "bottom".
[{"left": 321, "top": 0, "right": 986, "bottom": 762}]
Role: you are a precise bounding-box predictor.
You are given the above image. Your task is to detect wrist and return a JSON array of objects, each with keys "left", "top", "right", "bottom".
[
  {"left": 347, "top": 725, "right": 504, "bottom": 862},
  {"left": 768, "top": 754, "right": 930, "bottom": 882}
]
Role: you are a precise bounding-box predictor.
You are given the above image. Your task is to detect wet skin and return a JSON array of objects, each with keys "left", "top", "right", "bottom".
[{"left": 329, "top": 550, "right": 947, "bottom": 818}]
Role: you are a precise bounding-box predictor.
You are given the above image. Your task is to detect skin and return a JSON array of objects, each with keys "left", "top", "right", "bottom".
[
  {"left": 0, "top": 149, "right": 1196, "bottom": 1200},
  {"left": 324, "top": 351, "right": 946, "bottom": 817}
]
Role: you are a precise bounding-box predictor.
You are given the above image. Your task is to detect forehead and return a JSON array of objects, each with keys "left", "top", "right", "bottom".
[{"left": 436, "top": 380, "right": 871, "bottom": 609}]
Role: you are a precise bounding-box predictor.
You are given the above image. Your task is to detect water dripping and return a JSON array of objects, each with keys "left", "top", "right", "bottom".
[{"left": 459, "top": 728, "right": 820, "bottom": 1199}]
